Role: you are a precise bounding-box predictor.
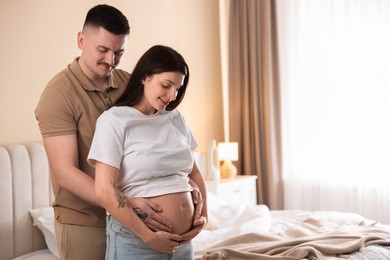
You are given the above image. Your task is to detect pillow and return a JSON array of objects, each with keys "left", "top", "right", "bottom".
[
  {"left": 203, "top": 191, "right": 227, "bottom": 230},
  {"left": 205, "top": 191, "right": 271, "bottom": 232},
  {"left": 29, "top": 207, "right": 59, "bottom": 258},
  {"left": 206, "top": 190, "right": 227, "bottom": 210},
  {"left": 12, "top": 249, "right": 58, "bottom": 260},
  {"left": 204, "top": 212, "right": 219, "bottom": 231}
]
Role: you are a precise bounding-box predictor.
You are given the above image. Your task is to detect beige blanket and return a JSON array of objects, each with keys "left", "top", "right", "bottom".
[{"left": 196, "top": 218, "right": 390, "bottom": 260}]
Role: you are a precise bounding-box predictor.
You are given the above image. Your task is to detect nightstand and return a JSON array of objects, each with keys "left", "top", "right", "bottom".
[{"left": 205, "top": 175, "right": 258, "bottom": 206}]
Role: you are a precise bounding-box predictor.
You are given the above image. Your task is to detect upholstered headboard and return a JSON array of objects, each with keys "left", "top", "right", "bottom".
[{"left": 0, "top": 143, "right": 53, "bottom": 259}]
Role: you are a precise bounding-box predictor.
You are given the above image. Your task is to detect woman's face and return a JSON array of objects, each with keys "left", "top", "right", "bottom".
[{"left": 137, "top": 71, "right": 185, "bottom": 115}]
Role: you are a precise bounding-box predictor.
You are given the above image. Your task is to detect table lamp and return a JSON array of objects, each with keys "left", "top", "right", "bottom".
[{"left": 218, "top": 142, "right": 238, "bottom": 178}]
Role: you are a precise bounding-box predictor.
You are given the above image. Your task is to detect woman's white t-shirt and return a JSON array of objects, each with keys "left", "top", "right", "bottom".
[{"left": 88, "top": 106, "right": 197, "bottom": 198}]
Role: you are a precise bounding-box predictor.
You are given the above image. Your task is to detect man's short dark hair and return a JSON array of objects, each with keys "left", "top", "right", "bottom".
[{"left": 84, "top": 4, "right": 130, "bottom": 35}]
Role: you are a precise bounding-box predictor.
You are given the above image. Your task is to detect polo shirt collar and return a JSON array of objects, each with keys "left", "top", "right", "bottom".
[{"left": 70, "top": 57, "right": 120, "bottom": 92}]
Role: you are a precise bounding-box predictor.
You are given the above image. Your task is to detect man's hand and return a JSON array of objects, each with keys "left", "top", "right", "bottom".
[{"left": 128, "top": 197, "right": 173, "bottom": 232}]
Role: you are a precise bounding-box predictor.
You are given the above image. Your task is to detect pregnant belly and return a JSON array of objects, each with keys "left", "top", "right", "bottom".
[{"left": 149, "top": 192, "right": 194, "bottom": 235}]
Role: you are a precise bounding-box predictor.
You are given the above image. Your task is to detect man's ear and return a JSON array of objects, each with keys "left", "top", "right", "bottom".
[{"left": 77, "top": 31, "right": 84, "bottom": 50}]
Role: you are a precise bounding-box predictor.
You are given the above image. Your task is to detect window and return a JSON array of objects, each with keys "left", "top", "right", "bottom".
[{"left": 278, "top": 0, "right": 390, "bottom": 223}]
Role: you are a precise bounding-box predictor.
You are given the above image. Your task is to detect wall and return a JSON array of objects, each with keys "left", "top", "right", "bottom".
[{"left": 0, "top": 0, "right": 224, "bottom": 153}]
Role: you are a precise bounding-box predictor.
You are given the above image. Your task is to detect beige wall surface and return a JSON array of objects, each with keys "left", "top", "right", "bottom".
[{"left": 0, "top": 0, "right": 223, "bottom": 153}]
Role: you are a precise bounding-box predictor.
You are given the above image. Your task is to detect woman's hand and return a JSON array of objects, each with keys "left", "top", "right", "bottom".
[
  {"left": 143, "top": 230, "right": 182, "bottom": 254},
  {"left": 128, "top": 197, "right": 173, "bottom": 232},
  {"left": 189, "top": 178, "right": 204, "bottom": 221},
  {"left": 178, "top": 215, "right": 208, "bottom": 244},
  {"left": 180, "top": 162, "right": 209, "bottom": 244}
]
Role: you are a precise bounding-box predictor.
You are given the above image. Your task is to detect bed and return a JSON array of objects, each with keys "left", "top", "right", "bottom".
[{"left": 1, "top": 143, "right": 390, "bottom": 260}]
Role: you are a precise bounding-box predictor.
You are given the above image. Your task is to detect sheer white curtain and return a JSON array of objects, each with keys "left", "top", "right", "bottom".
[{"left": 278, "top": 0, "right": 390, "bottom": 224}]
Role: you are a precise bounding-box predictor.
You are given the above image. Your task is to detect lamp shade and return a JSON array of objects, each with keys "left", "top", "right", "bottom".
[{"left": 218, "top": 142, "right": 238, "bottom": 161}]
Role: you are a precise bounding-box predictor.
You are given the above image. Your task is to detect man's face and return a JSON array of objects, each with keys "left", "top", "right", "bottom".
[{"left": 77, "top": 26, "right": 128, "bottom": 82}]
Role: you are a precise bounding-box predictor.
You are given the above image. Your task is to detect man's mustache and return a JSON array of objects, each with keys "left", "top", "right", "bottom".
[{"left": 98, "top": 61, "right": 116, "bottom": 69}]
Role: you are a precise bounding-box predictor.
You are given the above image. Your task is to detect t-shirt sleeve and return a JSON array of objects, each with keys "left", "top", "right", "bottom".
[
  {"left": 178, "top": 112, "right": 198, "bottom": 150},
  {"left": 188, "top": 127, "right": 198, "bottom": 150},
  {"left": 87, "top": 112, "right": 124, "bottom": 169}
]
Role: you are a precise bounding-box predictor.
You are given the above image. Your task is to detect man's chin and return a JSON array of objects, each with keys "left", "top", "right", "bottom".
[
  {"left": 100, "top": 70, "right": 112, "bottom": 78},
  {"left": 98, "top": 65, "right": 114, "bottom": 77}
]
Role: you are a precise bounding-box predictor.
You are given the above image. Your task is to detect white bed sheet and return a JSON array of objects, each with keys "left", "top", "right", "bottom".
[{"left": 193, "top": 194, "right": 390, "bottom": 259}]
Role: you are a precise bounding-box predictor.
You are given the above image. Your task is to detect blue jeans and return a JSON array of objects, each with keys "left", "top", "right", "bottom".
[{"left": 106, "top": 215, "right": 194, "bottom": 260}]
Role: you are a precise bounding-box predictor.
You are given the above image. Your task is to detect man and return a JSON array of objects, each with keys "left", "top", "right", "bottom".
[{"left": 35, "top": 5, "right": 204, "bottom": 260}]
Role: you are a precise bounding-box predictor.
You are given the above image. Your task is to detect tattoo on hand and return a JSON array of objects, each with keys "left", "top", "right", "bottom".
[{"left": 134, "top": 207, "right": 148, "bottom": 221}]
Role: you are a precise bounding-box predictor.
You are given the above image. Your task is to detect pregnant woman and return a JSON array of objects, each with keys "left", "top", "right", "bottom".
[{"left": 88, "top": 45, "right": 208, "bottom": 260}]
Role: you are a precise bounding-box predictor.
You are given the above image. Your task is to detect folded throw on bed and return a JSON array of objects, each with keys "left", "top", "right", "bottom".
[{"left": 196, "top": 217, "right": 390, "bottom": 260}]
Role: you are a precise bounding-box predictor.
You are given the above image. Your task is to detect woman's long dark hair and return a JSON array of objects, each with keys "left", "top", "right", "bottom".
[{"left": 115, "top": 45, "right": 190, "bottom": 111}]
